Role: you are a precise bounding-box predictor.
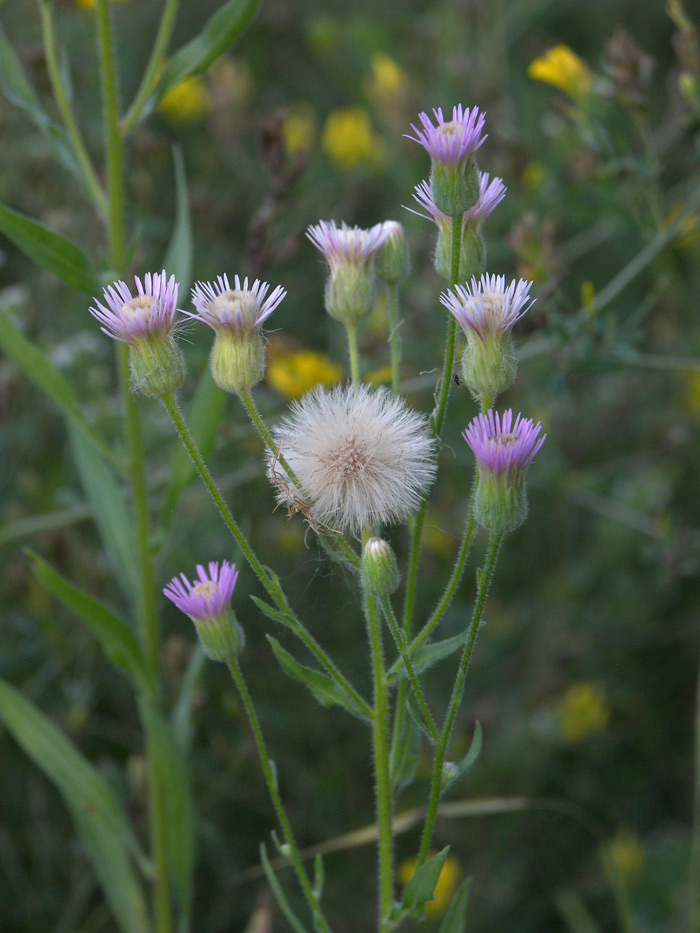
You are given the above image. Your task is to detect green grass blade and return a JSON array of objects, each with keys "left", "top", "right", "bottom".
[
  {"left": 163, "top": 146, "right": 193, "bottom": 298},
  {"left": 0, "top": 678, "right": 150, "bottom": 933}
]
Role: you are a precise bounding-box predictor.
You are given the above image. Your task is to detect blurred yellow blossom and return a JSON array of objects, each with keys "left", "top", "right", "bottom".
[
  {"left": 365, "top": 365, "right": 393, "bottom": 386},
  {"left": 75, "top": 0, "right": 129, "bottom": 8},
  {"left": 159, "top": 76, "right": 212, "bottom": 125},
  {"left": 528, "top": 45, "right": 592, "bottom": 99},
  {"left": 398, "top": 853, "right": 461, "bottom": 919},
  {"left": 523, "top": 161, "right": 546, "bottom": 192},
  {"left": 558, "top": 682, "right": 611, "bottom": 743},
  {"left": 321, "top": 107, "right": 385, "bottom": 169},
  {"left": 608, "top": 828, "right": 645, "bottom": 881},
  {"left": 283, "top": 103, "right": 317, "bottom": 157},
  {"left": 684, "top": 372, "right": 700, "bottom": 413},
  {"left": 365, "top": 53, "right": 409, "bottom": 106},
  {"left": 666, "top": 204, "right": 700, "bottom": 250},
  {"left": 267, "top": 349, "right": 343, "bottom": 400}
]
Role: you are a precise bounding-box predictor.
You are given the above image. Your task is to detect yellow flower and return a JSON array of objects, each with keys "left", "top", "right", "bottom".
[
  {"left": 267, "top": 349, "right": 343, "bottom": 400},
  {"left": 321, "top": 107, "right": 385, "bottom": 169},
  {"left": 522, "top": 161, "right": 545, "bottom": 192},
  {"left": 365, "top": 53, "right": 409, "bottom": 106},
  {"left": 398, "top": 853, "right": 461, "bottom": 919},
  {"left": 365, "top": 365, "right": 393, "bottom": 387},
  {"left": 608, "top": 828, "right": 645, "bottom": 882},
  {"left": 158, "top": 76, "right": 212, "bottom": 125},
  {"left": 558, "top": 682, "right": 611, "bottom": 743},
  {"left": 283, "top": 103, "right": 317, "bottom": 157},
  {"left": 528, "top": 45, "right": 592, "bottom": 99},
  {"left": 685, "top": 372, "right": 700, "bottom": 413},
  {"left": 75, "top": 0, "right": 129, "bottom": 7}
]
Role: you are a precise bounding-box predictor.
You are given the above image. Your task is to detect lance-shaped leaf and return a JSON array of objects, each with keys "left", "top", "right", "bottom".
[
  {"left": 259, "top": 842, "right": 307, "bottom": 933},
  {"left": 0, "top": 201, "right": 99, "bottom": 293},
  {"left": 0, "top": 308, "right": 117, "bottom": 466},
  {"left": 267, "top": 636, "right": 369, "bottom": 722},
  {"left": 438, "top": 877, "right": 473, "bottom": 933},
  {"left": 158, "top": 0, "right": 260, "bottom": 99},
  {"left": 402, "top": 847, "right": 451, "bottom": 912},
  {"left": 28, "top": 551, "right": 153, "bottom": 694},
  {"left": 388, "top": 631, "right": 467, "bottom": 683},
  {"left": 441, "top": 722, "right": 483, "bottom": 795},
  {"left": 391, "top": 707, "right": 422, "bottom": 791},
  {"left": 0, "top": 678, "right": 150, "bottom": 933}
]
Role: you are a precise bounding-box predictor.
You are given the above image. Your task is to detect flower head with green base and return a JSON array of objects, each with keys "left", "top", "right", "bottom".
[
  {"left": 463, "top": 409, "right": 546, "bottom": 533},
  {"left": 408, "top": 174, "right": 506, "bottom": 278},
  {"left": 405, "top": 104, "right": 487, "bottom": 215},
  {"left": 307, "top": 220, "right": 390, "bottom": 325},
  {"left": 164, "top": 560, "right": 244, "bottom": 661},
  {"left": 189, "top": 274, "right": 286, "bottom": 394},
  {"left": 89, "top": 271, "right": 185, "bottom": 397},
  {"left": 440, "top": 274, "right": 534, "bottom": 407}
]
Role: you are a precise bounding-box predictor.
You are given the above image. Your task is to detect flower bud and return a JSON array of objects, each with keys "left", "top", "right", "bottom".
[
  {"left": 376, "top": 221, "right": 411, "bottom": 284},
  {"left": 361, "top": 536, "right": 400, "bottom": 596}
]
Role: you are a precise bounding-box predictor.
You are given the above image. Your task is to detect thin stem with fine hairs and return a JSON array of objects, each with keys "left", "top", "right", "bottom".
[
  {"left": 346, "top": 322, "right": 361, "bottom": 387},
  {"left": 227, "top": 657, "right": 331, "bottom": 933},
  {"left": 388, "top": 282, "right": 401, "bottom": 396},
  {"left": 416, "top": 531, "right": 504, "bottom": 869}
]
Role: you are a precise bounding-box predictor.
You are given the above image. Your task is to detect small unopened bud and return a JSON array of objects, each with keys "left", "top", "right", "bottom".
[
  {"left": 376, "top": 221, "right": 410, "bottom": 284},
  {"left": 361, "top": 536, "right": 400, "bottom": 596}
]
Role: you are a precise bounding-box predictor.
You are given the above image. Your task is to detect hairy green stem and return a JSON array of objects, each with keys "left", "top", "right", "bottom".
[
  {"left": 227, "top": 658, "right": 331, "bottom": 933},
  {"left": 365, "top": 596, "right": 394, "bottom": 930},
  {"left": 161, "top": 392, "right": 372, "bottom": 719},
  {"left": 417, "top": 532, "right": 503, "bottom": 868},
  {"left": 346, "top": 323, "right": 361, "bottom": 387},
  {"left": 388, "top": 283, "right": 401, "bottom": 396},
  {"left": 237, "top": 389, "right": 360, "bottom": 569},
  {"left": 379, "top": 596, "right": 438, "bottom": 742},
  {"left": 121, "top": 0, "right": 181, "bottom": 134},
  {"left": 39, "top": 1, "right": 107, "bottom": 214}
]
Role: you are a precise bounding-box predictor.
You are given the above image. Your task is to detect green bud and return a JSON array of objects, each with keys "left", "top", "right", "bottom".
[
  {"left": 431, "top": 156, "right": 481, "bottom": 217},
  {"left": 196, "top": 610, "right": 246, "bottom": 663},
  {"left": 324, "top": 264, "right": 377, "bottom": 326},
  {"left": 129, "top": 335, "right": 186, "bottom": 398},
  {"left": 211, "top": 330, "right": 264, "bottom": 395},
  {"left": 473, "top": 468, "right": 528, "bottom": 534},
  {"left": 361, "top": 537, "right": 400, "bottom": 597},
  {"left": 460, "top": 335, "right": 517, "bottom": 411},
  {"left": 376, "top": 222, "right": 410, "bottom": 284}
]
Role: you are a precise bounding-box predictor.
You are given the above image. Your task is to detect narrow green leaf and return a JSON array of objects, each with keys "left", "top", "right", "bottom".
[
  {"left": 405, "top": 693, "right": 436, "bottom": 743},
  {"left": 442, "top": 722, "right": 482, "bottom": 794},
  {"left": 438, "top": 877, "right": 473, "bottom": 933},
  {"left": 140, "top": 699, "right": 194, "bottom": 924},
  {"left": 69, "top": 426, "right": 141, "bottom": 605},
  {"left": 158, "top": 0, "right": 260, "bottom": 99},
  {"left": 0, "top": 308, "right": 117, "bottom": 466},
  {"left": 164, "top": 368, "right": 225, "bottom": 522},
  {"left": 170, "top": 644, "right": 206, "bottom": 750},
  {"left": 388, "top": 632, "right": 467, "bottom": 682},
  {"left": 29, "top": 551, "right": 153, "bottom": 694},
  {"left": 267, "top": 636, "right": 369, "bottom": 722},
  {"left": 0, "top": 678, "right": 150, "bottom": 933},
  {"left": 313, "top": 852, "right": 325, "bottom": 900},
  {"left": 391, "top": 706, "right": 422, "bottom": 791},
  {"left": 250, "top": 595, "right": 289, "bottom": 626},
  {"left": 402, "top": 847, "right": 450, "bottom": 912},
  {"left": 0, "top": 201, "right": 99, "bottom": 293},
  {"left": 0, "top": 28, "right": 80, "bottom": 180},
  {"left": 163, "top": 146, "right": 193, "bottom": 298},
  {"left": 259, "top": 843, "right": 307, "bottom": 933}
]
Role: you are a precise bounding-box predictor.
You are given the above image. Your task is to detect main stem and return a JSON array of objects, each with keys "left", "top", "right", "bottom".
[
  {"left": 366, "top": 596, "right": 394, "bottom": 930},
  {"left": 227, "top": 658, "right": 331, "bottom": 933},
  {"left": 416, "top": 532, "right": 503, "bottom": 868},
  {"left": 96, "top": 4, "right": 169, "bottom": 930}
]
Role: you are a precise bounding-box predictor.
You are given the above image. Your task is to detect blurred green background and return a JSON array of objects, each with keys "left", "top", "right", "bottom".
[{"left": 2, "top": 0, "right": 700, "bottom": 929}]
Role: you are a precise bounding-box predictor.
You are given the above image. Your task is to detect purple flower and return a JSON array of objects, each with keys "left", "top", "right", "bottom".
[
  {"left": 405, "top": 104, "right": 487, "bottom": 167},
  {"left": 189, "top": 275, "right": 286, "bottom": 332},
  {"left": 463, "top": 409, "right": 546, "bottom": 477},
  {"left": 164, "top": 560, "right": 239, "bottom": 621},
  {"left": 164, "top": 561, "right": 243, "bottom": 660},
  {"left": 307, "top": 220, "right": 390, "bottom": 272},
  {"left": 408, "top": 173, "right": 507, "bottom": 231},
  {"left": 89, "top": 271, "right": 180, "bottom": 345},
  {"left": 440, "top": 274, "right": 534, "bottom": 341}
]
